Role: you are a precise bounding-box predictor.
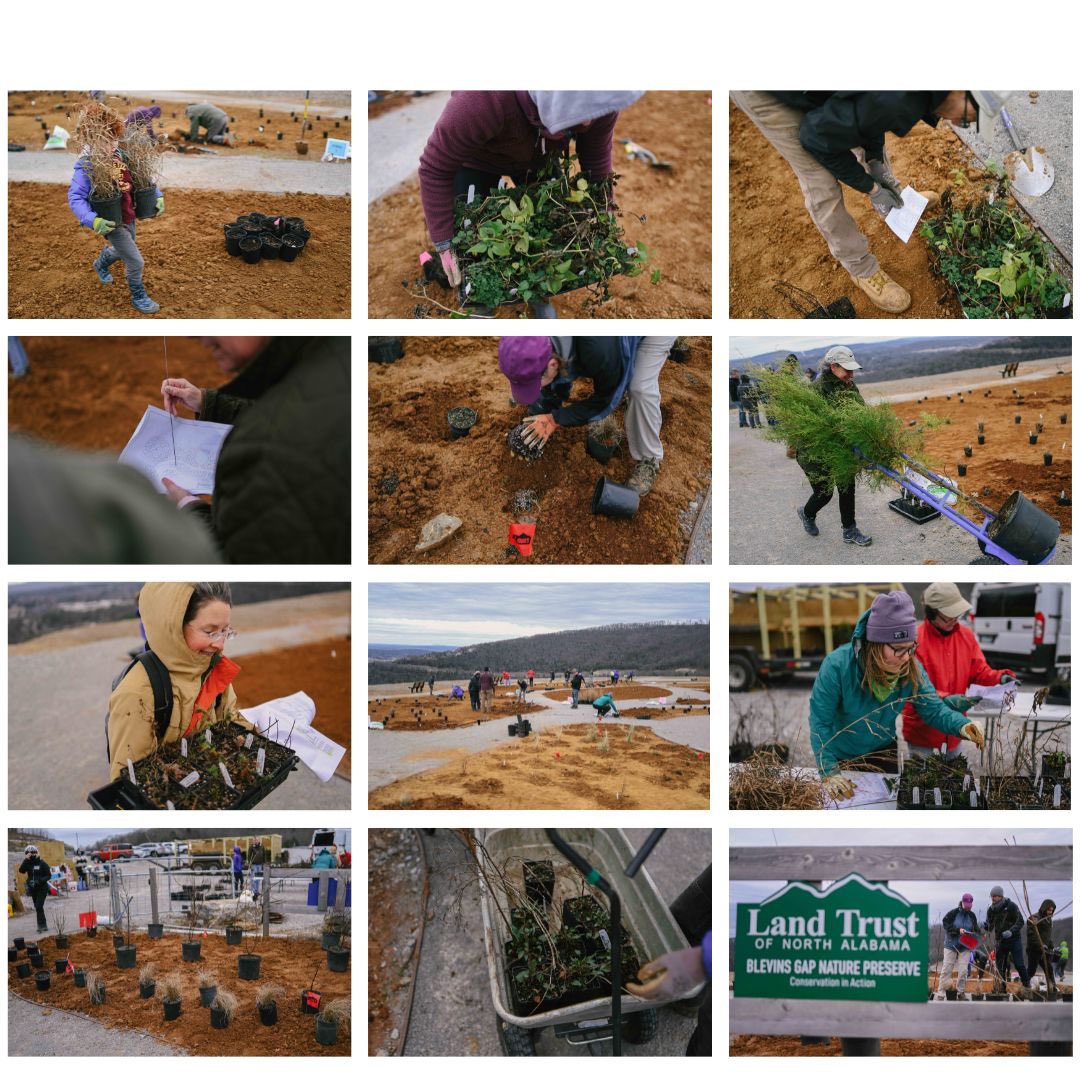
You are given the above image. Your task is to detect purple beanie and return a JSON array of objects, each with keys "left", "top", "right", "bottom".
[
  {"left": 865, "top": 591, "right": 917, "bottom": 644},
  {"left": 498, "top": 337, "right": 552, "bottom": 405}
]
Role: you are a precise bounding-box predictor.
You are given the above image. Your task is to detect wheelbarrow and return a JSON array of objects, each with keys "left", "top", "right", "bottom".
[
  {"left": 476, "top": 827, "right": 704, "bottom": 1056},
  {"left": 858, "top": 450, "right": 1059, "bottom": 564}
]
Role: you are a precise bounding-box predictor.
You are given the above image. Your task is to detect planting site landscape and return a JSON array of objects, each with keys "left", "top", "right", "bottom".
[
  {"left": 368, "top": 91, "right": 711, "bottom": 318},
  {"left": 8, "top": 91, "right": 350, "bottom": 318},
  {"left": 368, "top": 337, "right": 712, "bottom": 564}
]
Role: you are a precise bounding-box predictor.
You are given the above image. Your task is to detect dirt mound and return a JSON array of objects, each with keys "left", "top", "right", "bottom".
[
  {"left": 368, "top": 337, "right": 712, "bottom": 564},
  {"left": 890, "top": 373, "right": 1072, "bottom": 529},
  {"left": 368, "top": 91, "right": 711, "bottom": 318},
  {"left": 539, "top": 684, "right": 672, "bottom": 702},
  {"left": 367, "top": 695, "right": 544, "bottom": 727},
  {"left": 8, "top": 183, "right": 350, "bottom": 318},
  {"left": 232, "top": 638, "right": 350, "bottom": 780},
  {"left": 8, "top": 91, "right": 351, "bottom": 161},
  {"left": 729, "top": 98, "right": 978, "bottom": 319},
  {"left": 730, "top": 1036, "right": 1025, "bottom": 1057},
  {"left": 620, "top": 706, "right": 709, "bottom": 719},
  {"left": 8, "top": 930, "right": 349, "bottom": 1055},
  {"left": 368, "top": 723, "right": 709, "bottom": 810}
]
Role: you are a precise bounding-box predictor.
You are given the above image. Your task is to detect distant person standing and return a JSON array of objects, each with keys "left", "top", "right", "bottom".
[
  {"left": 231, "top": 846, "right": 244, "bottom": 896},
  {"left": 612, "top": 669, "right": 620, "bottom": 685},
  {"left": 19, "top": 845, "right": 52, "bottom": 932},
  {"left": 479, "top": 667, "right": 495, "bottom": 712},
  {"left": 427, "top": 673, "right": 436, "bottom": 695},
  {"left": 570, "top": 670, "right": 584, "bottom": 708},
  {"left": 737, "top": 375, "right": 760, "bottom": 428},
  {"left": 527, "top": 669, "right": 535, "bottom": 689},
  {"left": 468, "top": 671, "right": 481, "bottom": 711}
]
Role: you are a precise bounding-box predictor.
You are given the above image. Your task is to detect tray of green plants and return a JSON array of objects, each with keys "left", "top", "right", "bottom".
[
  {"left": 921, "top": 188, "right": 1071, "bottom": 319},
  {"left": 895, "top": 752, "right": 986, "bottom": 810},
  {"left": 88, "top": 720, "right": 298, "bottom": 810},
  {"left": 447, "top": 155, "right": 650, "bottom": 310}
]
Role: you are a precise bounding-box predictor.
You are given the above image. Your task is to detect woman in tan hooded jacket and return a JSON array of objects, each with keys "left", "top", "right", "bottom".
[{"left": 107, "top": 582, "right": 247, "bottom": 779}]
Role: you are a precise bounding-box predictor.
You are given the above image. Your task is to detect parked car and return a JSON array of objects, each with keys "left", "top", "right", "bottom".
[
  {"left": 91, "top": 844, "right": 134, "bottom": 863},
  {"left": 970, "top": 583, "right": 1071, "bottom": 678}
]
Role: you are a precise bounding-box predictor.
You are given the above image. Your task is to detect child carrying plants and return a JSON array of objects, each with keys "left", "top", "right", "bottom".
[{"left": 67, "top": 101, "right": 164, "bottom": 314}]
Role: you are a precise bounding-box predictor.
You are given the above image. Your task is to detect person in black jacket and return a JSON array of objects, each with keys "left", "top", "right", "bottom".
[
  {"left": 730, "top": 90, "right": 1004, "bottom": 315},
  {"left": 19, "top": 845, "right": 52, "bottom": 932},
  {"left": 984, "top": 885, "right": 1032, "bottom": 996},
  {"left": 793, "top": 347, "right": 872, "bottom": 547},
  {"left": 1026, "top": 898, "right": 1057, "bottom": 994},
  {"left": 570, "top": 670, "right": 585, "bottom": 709},
  {"left": 468, "top": 671, "right": 481, "bottom": 711}
]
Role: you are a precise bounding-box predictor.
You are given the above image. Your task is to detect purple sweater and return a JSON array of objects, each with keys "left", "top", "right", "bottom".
[
  {"left": 125, "top": 105, "right": 161, "bottom": 139},
  {"left": 418, "top": 91, "right": 618, "bottom": 244}
]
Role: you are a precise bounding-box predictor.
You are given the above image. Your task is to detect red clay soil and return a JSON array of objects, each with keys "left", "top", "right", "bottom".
[
  {"left": 367, "top": 92, "right": 422, "bottom": 121},
  {"left": 7, "top": 91, "right": 351, "bottom": 161},
  {"left": 729, "top": 98, "right": 979, "bottom": 319},
  {"left": 8, "top": 930, "right": 350, "bottom": 1056},
  {"left": 368, "top": 829, "right": 428, "bottom": 1056},
  {"left": 890, "top": 373, "right": 1072, "bottom": 529},
  {"left": 620, "top": 706, "right": 709, "bottom": 718},
  {"left": 232, "top": 638, "right": 351, "bottom": 780},
  {"left": 368, "top": 91, "right": 711, "bottom": 318},
  {"left": 367, "top": 695, "right": 544, "bottom": 728},
  {"left": 539, "top": 684, "right": 672, "bottom": 703},
  {"left": 8, "top": 184, "right": 350, "bottom": 318},
  {"left": 368, "top": 337, "right": 712, "bottom": 564},
  {"left": 9, "top": 337, "right": 224, "bottom": 451},
  {"left": 730, "top": 1035, "right": 1025, "bottom": 1056}
]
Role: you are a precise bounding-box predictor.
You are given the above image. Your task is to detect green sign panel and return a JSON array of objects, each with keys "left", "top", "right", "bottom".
[{"left": 735, "top": 873, "right": 929, "bottom": 1002}]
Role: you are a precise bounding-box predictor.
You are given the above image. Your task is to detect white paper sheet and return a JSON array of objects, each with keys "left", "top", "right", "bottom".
[
  {"left": 964, "top": 682, "right": 1009, "bottom": 704},
  {"left": 240, "top": 691, "right": 345, "bottom": 783},
  {"left": 826, "top": 772, "right": 896, "bottom": 809},
  {"left": 885, "top": 186, "right": 929, "bottom": 244},
  {"left": 118, "top": 405, "right": 232, "bottom": 494}
]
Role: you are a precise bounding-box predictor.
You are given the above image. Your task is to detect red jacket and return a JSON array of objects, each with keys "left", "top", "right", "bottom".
[{"left": 902, "top": 620, "right": 1014, "bottom": 751}]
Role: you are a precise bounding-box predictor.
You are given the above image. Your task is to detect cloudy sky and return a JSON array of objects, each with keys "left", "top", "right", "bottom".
[
  {"left": 730, "top": 829, "right": 1072, "bottom": 928},
  {"left": 729, "top": 335, "right": 903, "bottom": 358},
  {"left": 369, "top": 583, "right": 709, "bottom": 645}
]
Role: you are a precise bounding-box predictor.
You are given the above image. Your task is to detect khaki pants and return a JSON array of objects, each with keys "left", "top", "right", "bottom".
[
  {"left": 626, "top": 336, "right": 675, "bottom": 462},
  {"left": 480, "top": 689, "right": 493, "bottom": 711},
  {"left": 937, "top": 946, "right": 971, "bottom": 995},
  {"left": 730, "top": 91, "right": 878, "bottom": 278}
]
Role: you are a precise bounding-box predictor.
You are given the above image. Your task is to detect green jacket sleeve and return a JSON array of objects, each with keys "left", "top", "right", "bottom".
[
  {"left": 809, "top": 654, "right": 844, "bottom": 775},
  {"left": 200, "top": 388, "right": 255, "bottom": 426},
  {"left": 909, "top": 662, "right": 970, "bottom": 736}
]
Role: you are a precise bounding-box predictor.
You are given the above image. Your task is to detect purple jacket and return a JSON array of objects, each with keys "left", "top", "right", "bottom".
[
  {"left": 418, "top": 91, "right": 618, "bottom": 244},
  {"left": 125, "top": 105, "right": 161, "bottom": 139},
  {"left": 702, "top": 929, "right": 712, "bottom": 980},
  {"left": 232, "top": 850, "right": 243, "bottom": 873},
  {"left": 67, "top": 154, "right": 162, "bottom": 229}
]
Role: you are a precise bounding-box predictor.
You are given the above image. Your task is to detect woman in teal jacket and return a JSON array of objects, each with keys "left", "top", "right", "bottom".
[{"left": 809, "top": 591, "right": 985, "bottom": 799}]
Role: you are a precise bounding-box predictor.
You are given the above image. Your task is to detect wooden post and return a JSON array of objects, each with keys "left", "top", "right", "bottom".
[
  {"left": 317, "top": 870, "right": 329, "bottom": 911},
  {"left": 332, "top": 873, "right": 345, "bottom": 913},
  {"left": 149, "top": 868, "right": 159, "bottom": 924},
  {"left": 790, "top": 589, "right": 802, "bottom": 660},
  {"left": 262, "top": 864, "right": 271, "bottom": 939},
  {"left": 822, "top": 586, "right": 833, "bottom": 655},
  {"left": 756, "top": 588, "right": 770, "bottom": 660}
]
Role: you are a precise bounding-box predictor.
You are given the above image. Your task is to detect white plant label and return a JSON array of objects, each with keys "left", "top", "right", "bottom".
[
  {"left": 127, "top": 759, "right": 136, "bottom": 784},
  {"left": 963, "top": 774, "right": 971, "bottom": 791},
  {"left": 598, "top": 929, "right": 611, "bottom": 950},
  {"left": 1053, "top": 784, "right": 1062, "bottom": 808},
  {"left": 205, "top": 728, "right": 212, "bottom": 746},
  {"left": 181, "top": 738, "right": 188, "bottom": 758},
  {"left": 219, "top": 763, "right": 234, "bottom": 789},
  {"left": 913, "top": 785, "right": 921, "bottom": 805},
  {"left": 166, "top": 800, "right": 176, "bottom": 811},
  {"left": 257, "top": 748, "right": 266, "bottom": 776},
  {"left": 244, "top": 733, "right": 253, "bottom": 749},
  {"left": 180, "top": 771, "right": 200, "bottom": 789},
  {"left": 933, "top": 787, "right": 942, "bottom": 807},
  {"left": 970, "top": 790, "right": 979, "bottom": 808}
]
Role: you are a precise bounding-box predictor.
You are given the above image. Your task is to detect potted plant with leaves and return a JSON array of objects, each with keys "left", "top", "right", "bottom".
[
  {"left": 86, "top": 971, "right": 107, "bottom": 1006},
  {"left": 237, "top": 925, "right": 262, "bottom": 981},
  {"left": 255, "top": 982, "right": 284, "bottom": 1026},
  {"left": 182, "top": 902, "right": 202, "bottom": 962},
  {"left": 315, "top": 997, "right": 350, "bottom": 1046},
  {"left": 1042, "top": 751, "right": 1068, "bottom": 781},
  {"left": 138, "top": 962, "right": 157, "bottom": 999},
  {"left": 197, "top": 968, "right": 218, "bottom": 1007},
  {"left": 53, "top": 911, "right": 69, "bottom": 951},
  {"left": 158, "top": 970, "right": 183, "bottom": 1021},
  {"left": 209, "top": 989, "right": 238, "bottom": 1030}
]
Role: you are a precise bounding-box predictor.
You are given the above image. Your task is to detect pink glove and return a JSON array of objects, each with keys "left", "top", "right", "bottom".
[{"left": 439, "top": 248, "right": 462, "bottom": 287}]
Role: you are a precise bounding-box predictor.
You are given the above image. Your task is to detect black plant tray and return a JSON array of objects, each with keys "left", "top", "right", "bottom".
[
  {"left": 88, "top": 751, "right": 298, "bottom": 810},
  {"left": 888, "top": 496, "right": 941, "bottom": 523}
]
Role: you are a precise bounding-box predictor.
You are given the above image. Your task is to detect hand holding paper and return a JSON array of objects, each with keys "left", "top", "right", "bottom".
[
  {"left": 885, "top": 186, "right": 930, "bottom": 244},
  {"left": 240, "top": 691, "right": 345, "bottom": 783},
  {"left": 118, "top": 405, "right": 232, "bottom": 494}
]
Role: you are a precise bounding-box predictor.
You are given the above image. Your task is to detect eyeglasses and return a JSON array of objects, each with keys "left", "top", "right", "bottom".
[
  {"left": 885, "top": 643, "right": 917, "bottom": 658},
  {"left": 198, "top": 627, "right": 237, "bottom": 643}
]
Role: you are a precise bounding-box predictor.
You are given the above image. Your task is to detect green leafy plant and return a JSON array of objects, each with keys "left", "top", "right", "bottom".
[
  {"left": 920, "top": 196, "right": 1070, "bottom": 318},
  {"left": 449, "top": 154, "right": 648, "bottom": 310}
]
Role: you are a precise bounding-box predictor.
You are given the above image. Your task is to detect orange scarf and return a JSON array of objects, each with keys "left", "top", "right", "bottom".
[{"left": 182, "top": 655, "right": 242, "bottom": 738}]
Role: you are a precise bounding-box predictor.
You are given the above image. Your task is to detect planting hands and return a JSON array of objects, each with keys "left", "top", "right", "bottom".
[
  {"left": 869, "top": 183, "right": 903, "bottom": 217},
  {"left": 162, "top": 378, "right": 204, "bottom": 415},
  {"left": 944, "top": 693, "right": 982, "bottom": 713},
  {"left": 92, "top": 216, "right": 116, "bottom": 235},
  {"left": 521, "top": 413, "right": 557, "bottom": 449},
  {"left": 626, "top": 945, "right": 706, "bottom": 1000},
  {"left": 960, "top": 720, "right": 986, "bottom": 750},
  {"left": 822, "top": 773, "right": 856, "bottom": 801},
  {"left": 999, "top": 673, "right": 1017, "bottom": 685}
]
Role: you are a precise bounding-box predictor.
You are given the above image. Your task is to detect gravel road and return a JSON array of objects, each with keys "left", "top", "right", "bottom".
[
  {"left": 367, "top": 92, "right": 450, "bottom": 203},
  {"left": 728, "top": 410, "right": 1072, "bottom": 565}
]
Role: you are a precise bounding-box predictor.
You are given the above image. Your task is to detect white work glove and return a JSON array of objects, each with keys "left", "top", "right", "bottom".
[
  {"left": 822, "top": 774, "right": 855, "bottom": 801},
  {"left": 960, "top": 721, "right": 985, "bottom": 750},
  {"left": 626, "top": 946, "right": 706, "bottom": 1000}
]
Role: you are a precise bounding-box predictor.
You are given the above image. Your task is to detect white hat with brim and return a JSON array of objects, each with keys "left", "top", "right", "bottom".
[
  {"left": 824, "top": 345, "right": 861, "bottom": 371},
  {"left": 924, "top": 582, "right": 971, "bottom": 619}
]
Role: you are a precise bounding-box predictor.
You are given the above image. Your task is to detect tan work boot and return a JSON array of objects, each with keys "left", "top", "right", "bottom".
[
  {"left": 626, "top": 457, "right": 660, "bottom": 496},
  {"left": 852, "top": 268, "right": 911, "bottom": 313}
]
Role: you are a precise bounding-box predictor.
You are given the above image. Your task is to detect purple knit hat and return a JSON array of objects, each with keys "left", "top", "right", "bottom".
[{"left": 865, "top": 591, "right": 917, "bottom": 644}]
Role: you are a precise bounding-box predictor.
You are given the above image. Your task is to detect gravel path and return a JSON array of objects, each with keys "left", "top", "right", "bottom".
[
  {"left": 9, "top": 994, "right": 185, "bottom": 1056},
  {"left": 728, "top": 411, "right": 1071, "bottom": 565},
  {"left": 8, "top": 151, "right": 350, "bottom": 197},
  {"left": 367, "top": 92, "right": 450, "bottom": 203},
  {"left": 685, "top": 485, "right": 713, "bottom": 565},
  {"left": 368, "top": 686, "right": 710, "bottom": 790}
]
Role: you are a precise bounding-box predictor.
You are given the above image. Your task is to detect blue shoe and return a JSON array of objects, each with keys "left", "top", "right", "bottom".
[
  {"left": 93, "top": 255, "right": 113, "bottom": 284},
  {"left": 130, "top": 288, "right": 160, "bottom": 314}
]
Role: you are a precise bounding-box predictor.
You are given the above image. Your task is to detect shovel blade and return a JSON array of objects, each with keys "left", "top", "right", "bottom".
[{"left": 1005, "top": 146, "right": 1055, "bottom": 197}]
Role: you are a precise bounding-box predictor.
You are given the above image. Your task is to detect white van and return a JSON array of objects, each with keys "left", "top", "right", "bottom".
[{"left": 969, "top": 583, "right": 1071, "bottom": 679}]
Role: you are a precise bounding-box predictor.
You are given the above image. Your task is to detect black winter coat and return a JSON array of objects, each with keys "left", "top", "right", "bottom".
[
  {"left": 985, "top": 897, "right": 1024, "bottom": 940},
  {"left": 19, "top": 856, "right": 51, "bottom": 893}
]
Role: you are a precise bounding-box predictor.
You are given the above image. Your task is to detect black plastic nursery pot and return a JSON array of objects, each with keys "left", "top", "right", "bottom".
[
  {"left": 13, "top": 937, "right": 25, "bottom": 950},
  {"left": 1041, "top": 755, "right": 1068, "bottom": 780},
  {"left": 116, "top": 944, "right": 136, "bottom": 969},
  {"left": 284, "top": 216, "right": 304, "bottom": 232},
  {"left": 31, "top": 952, "right": 45, "bottom": 969},
  {"left": 199, "top": 985, "right": 217, "bottom": 1006},
  {"left": 147, "top": 923, "right": 163, "bottom": 940},
  {"left": 73, "top": 969, "right": 86, "bottom": 987},
  {"left": 86, "top": 926, "right": 98, "bottom": 938},
  {"left": 517, "top": 717, "right": 532, "bottom": 737},
  {"left": 670, "top": 342, "right": 691, "bottom": 363},
  {"left": 259, "top": 1001, "right": 278, "bottom": 1026},
  {"left": 240, "top": 237, "right": 262, "bottom": 264},
  {"left": 261, "top": 235, "right": 282, "bottom": 259},
  {"left": 140, "top": 981, "right": 155, "bottom": 999},
  {"left": 16, "top": 961, "right": 31, "bottom": 979},
  {"left": 591, "top": 476, "right": 640, "bottom": 519},
  {"left": 957, "top": 464, "right": 968, "bottom": 477},
  {"left": 54, "top": 958, "right": 67, "bottom": 973},
  {"left": 89, "top": 194, "right": 123, "bottom": 224},
  {"left": 113, "top": 933, "right": 124, "bottom": 949},
  {"left": 55, "top": 934, "right": 68, "bottom": 950},
  {"left": 8, "top": 946, "right": 18, "bottom": 962},
  {"left": 210, "top": 1006, "right": 229, "bottom": 1029},
  {"left": 586, "top": 433, "right": 620, "bottom": 463},
  {"left": 964, "top": 446, "right": 973, "bottom": 457},
  {"left": 326, "top": 947, "right": 349, "bottom": 973},
  {"left": 448, "top": 406, "right": 478, "bottom": 438},
  {"left": 321, "top": 931, "right": 341, "bottom": 951},
  {"left": 986, "top": 490, "right": 1060, "bottom": 563},
  {"left": 1029, "top": 434, "right": 1039, "bottom": 445},
  {"left": 280, "top": 234, "right": 305, "bottom": 261},
  {"left": 225, "top": 926, "right": 243, "bottom": 946},
  {"left": 523, "top": 860, "right": 555, "bottom": 908},
  {"left": 27, "top": 943, "right": 40, "bottom": 955},
  {"left": 315, "top": 1017, "right": 339, "bottom": 1046},
  {"left": 225, "top": 228, "right": 245, "bottom": 256},
  {"left": 163, "top": 999, "right": 182, "bottom": 1021},
  {"left": 1044, "top": 453, "right": 1054, "bottom": 465},
  {"left": 35, "top": 971, "right": 51, "bottom": 991},
  {"left": 507, "top": 722, "right": 518, "bottom": 736},
  {"left": 562, "top": 895, "right": 607, "bottom": 933},
  {"left": 238, "top": 953, "right": 262, "bottom": 980},
  {"left": 182, "top": 941, "right": 202, "bottom": 963},
  {"left": 978, "top": 434, "right": 986, "bottom": 444},
  {"left": 134, "top": 188, "right": 158, "bottom": 219},
  {"left": 368, "top": 337, "right": 404, "bottom": 364}
]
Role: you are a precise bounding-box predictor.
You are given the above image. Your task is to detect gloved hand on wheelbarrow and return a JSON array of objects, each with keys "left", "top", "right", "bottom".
[
  {"left": 960, "top": 720, "right": 985, "bottom": 750},
  {"left": 627, "top": 939, "right": 709, "bottom": 1000}
]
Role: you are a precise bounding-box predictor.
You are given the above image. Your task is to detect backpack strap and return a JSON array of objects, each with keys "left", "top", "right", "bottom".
[{"left": 106, "top": 650, "right": 174, "bottom": 763}]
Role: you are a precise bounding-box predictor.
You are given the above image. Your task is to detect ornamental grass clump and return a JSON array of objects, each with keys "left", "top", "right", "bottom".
[
  {"left": 121, "top": 118, "right": 162, "bottom": 192},
  {"left": 450, "top": 154, "right": 649, "bottom": 310},
  {"left": 74, "top": 101, "right": 125, "bottom": 199},
  {"left": 729, "top": 751, "right": 828, "bottom": 811}
]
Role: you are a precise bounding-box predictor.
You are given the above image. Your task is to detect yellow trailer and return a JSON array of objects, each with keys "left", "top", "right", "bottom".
[{"left": 186, "top": 834, "right": 282, "bottom": 867}]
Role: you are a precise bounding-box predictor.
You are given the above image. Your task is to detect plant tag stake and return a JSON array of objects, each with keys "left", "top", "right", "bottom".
[
  {"left": 180, "top": 771, "right": 200, "bottom": 788},
  {"left": 913, "top": 785, "right": 920, "bottom": 805},
  {"left": 933, "top": 787, "right": 942, "bottom": 807},
  {"left": 963, "top": 774, "right": 971, "bottom": 791},
  {"left": 219, "top": 762, "right": 234, "bottom": 789},
  {"left": 205, "top": 728, "right": 212, "bottom": 746},
  {"left": 244, "top": 733, "right": 253, "bottom": 749},
  {"left": 1053, "top": 784, "right": 1062, "bottom": 808},
  {"left": 257, "top": 748, "right": 266, "bottom": 776},
  {"left": 970, "top": 790, "right": 978, "bottom": 808},
  {"left": 598, "top": 929, "right": 611, "bottom": 950},
  {"left": 181, "top": 738, "right": 188, "bottom": 758},
  {"left": 166, "top": 800, "right": 176, "bottom": 811},
  {"left": 126, "top": 759, "right": 136, "bottom": 784}
]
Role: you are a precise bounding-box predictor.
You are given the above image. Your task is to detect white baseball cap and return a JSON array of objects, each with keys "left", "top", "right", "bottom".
[{"left": 824, "top": 345, "right": 861, "bottom": 371}]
